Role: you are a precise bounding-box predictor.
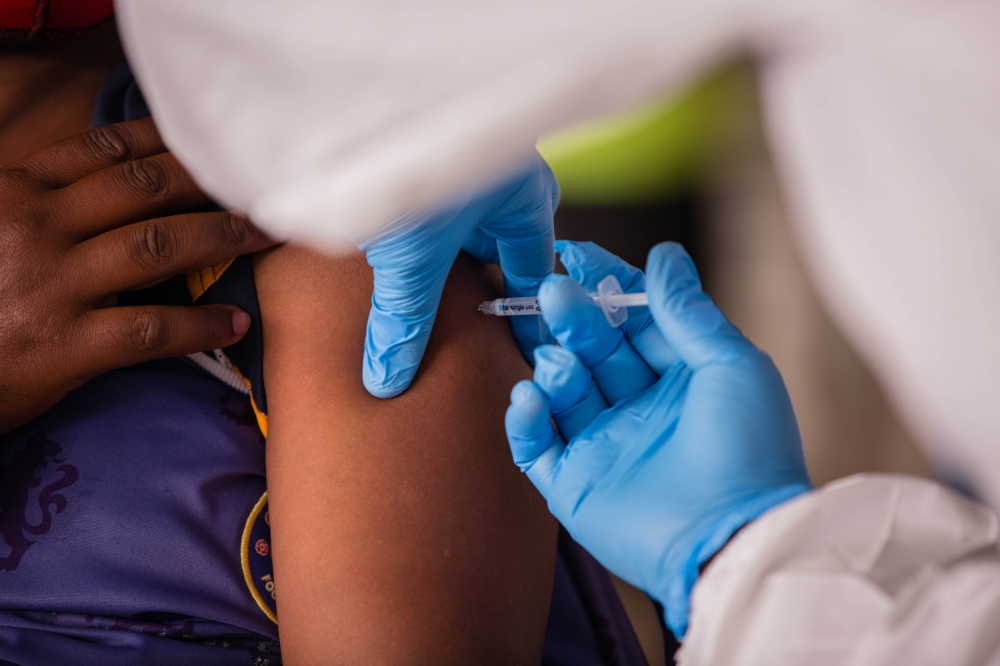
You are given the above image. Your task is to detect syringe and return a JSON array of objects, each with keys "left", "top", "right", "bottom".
[{"left": 479, "top": 275, "right": 647, "bottom": 328}]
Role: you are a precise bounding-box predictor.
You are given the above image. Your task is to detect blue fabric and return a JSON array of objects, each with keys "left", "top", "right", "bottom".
[{"left": 0, "top": 361, "right": 279, "bottom": 665}]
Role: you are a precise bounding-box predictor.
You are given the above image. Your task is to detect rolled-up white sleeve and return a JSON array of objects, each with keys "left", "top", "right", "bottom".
[{"left": 680, "top": 474, "right": 1000, "bottom": 666}]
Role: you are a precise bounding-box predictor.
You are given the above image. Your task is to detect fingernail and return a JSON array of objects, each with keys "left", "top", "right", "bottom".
[{"left": 232, "top": 310, "right": 251, "bottom": 336}]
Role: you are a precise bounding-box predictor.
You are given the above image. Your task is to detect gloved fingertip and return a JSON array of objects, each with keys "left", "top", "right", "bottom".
[
  {"left": 645, "top": 242, "right": 700, "bottom": 294},
  {"left": 363, "top": 331, "right": 426, "bottom": 399},
  {"left": 532, "top": 343, "right": 577, "bottom": 368},
  {"left": 363, "top": 380, "right": 408, "bottom": 399},
  {"left": 539, "top": 274, "right": 623, "bottom": 366},
  {"left": 509, "top": 379, "right": 546, "bottom": 412},
  {"left": 362, "top": 354, "right": 416, "bottom": 398},
  {"left": 363, "top": 301, "right": 436, "bottom": 398},
  {"left": 506, "top": 380, "right": 560, "bottom": 470},
  {"left": 645, "top": 242, "right": 749, "bottom": 368},
  {"left": 506, "top": 380, "right": 553, "bottom": 440},
  {"left": 532, "top": 345, "right": 592, "bottom": 412},
  {"left": 538, "top": 273, "right": 591, "bottom": 315}
]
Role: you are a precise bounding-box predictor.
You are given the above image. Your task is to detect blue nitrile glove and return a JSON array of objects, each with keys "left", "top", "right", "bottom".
[
  {"left": 506, "top": 240, "right": 812, "bottom": 638},
  {"left": 358, "top": 153, "right": 559, "bottom": 398}
]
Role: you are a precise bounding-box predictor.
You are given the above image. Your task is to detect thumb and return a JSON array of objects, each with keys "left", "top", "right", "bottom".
[
  {"left": 645, "top": 242, "right": 752, "bottom": 368},
  {"left": 363, "top": 240, "right": 458, "bottom": 398}
]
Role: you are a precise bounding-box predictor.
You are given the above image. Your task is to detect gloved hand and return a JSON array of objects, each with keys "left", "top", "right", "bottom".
[
  {"left": 505, "top": 240, "right": 812, "bottom": 637},
  {"left": 358, "top": 153, "right": 558, "bottom": 397}
]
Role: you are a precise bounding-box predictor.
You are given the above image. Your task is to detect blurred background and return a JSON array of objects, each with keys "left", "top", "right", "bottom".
[{"left": 536, "top": 60, "right": 932, "bottom": 666}]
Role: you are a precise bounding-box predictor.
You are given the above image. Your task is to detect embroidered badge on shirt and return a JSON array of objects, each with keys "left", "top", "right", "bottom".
[{"left": 241, "top": 491, "right": 277, "bottom": 623}]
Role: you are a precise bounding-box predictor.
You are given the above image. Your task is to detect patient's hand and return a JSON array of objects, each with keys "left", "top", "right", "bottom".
[
  {"left": 255, "top": 247, "right": 558, "bottom": 665},
  {"left": 0, "top": 117, "right": 275, "bottom": 434}
]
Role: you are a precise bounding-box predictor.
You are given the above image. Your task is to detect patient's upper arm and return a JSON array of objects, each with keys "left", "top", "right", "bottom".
[{"left": 254, "top": 247, "right": 557, "bottom": 665}]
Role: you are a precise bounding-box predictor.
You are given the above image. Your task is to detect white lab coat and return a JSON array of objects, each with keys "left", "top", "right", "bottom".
[{"left": 115, "top": 0, "right": 1000, "bottom": 662}]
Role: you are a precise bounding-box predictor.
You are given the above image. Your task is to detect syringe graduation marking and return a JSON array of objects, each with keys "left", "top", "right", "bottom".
[
  {"left": 478, "top": 275, "right": 648, "bottom": 328},
  {"left": 479, "top": 297, "right": 541, "bottom": 316}
]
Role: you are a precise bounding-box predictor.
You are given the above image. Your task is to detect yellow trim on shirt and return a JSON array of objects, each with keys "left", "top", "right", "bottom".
[
  {"left": 230, "top": 365, "right": 268, "bottom": 438},
  {"left": 241, "top": 491, "right": 277, "bottom": 624},
  {"left": 186, "top": 258, "right": 235, "bottom": 302}
]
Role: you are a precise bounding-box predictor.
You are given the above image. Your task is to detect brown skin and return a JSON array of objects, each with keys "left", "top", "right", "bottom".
[
  {"left": 0, "top": 26, "right": 278, "bottom": 434},
  {"left": 0, "top": 21, "right": 124, "bottom": 167},
  {"left": 256, "top": 247, "right": 558, "bottom": 665}
]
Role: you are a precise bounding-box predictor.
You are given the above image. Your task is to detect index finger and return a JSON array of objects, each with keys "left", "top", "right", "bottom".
[
  {"left": 363, "top": 238, "right": 457, "bottom": 398},
  {"left": 538, "top": 274, "right": 658, "bottom": 405},
  {"left": 483, "top": 157, "right": 556, "bottom": 295},
  {"left": 6, "top": 118, "right": 167, "bottom": 190},
  {"left": 482, "top": 157, "right": 558, "bottom": 359},
  {"left": 556, "top": 240, "right": 681, "bottom": 375}
]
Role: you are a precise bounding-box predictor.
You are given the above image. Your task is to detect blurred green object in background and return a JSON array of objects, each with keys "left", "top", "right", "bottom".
[{"left": 537, "top": 62, "right": 756, "bottom": 205}]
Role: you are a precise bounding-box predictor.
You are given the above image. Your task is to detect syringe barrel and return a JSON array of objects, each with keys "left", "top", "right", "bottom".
[{"left": 481, "top": 297, "right": 542, "bottom": 316}]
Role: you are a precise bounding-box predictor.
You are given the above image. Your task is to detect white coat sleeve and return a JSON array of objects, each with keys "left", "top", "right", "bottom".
[{"left": 679, "top": 474, "right": 1000, "bottom": 666}]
